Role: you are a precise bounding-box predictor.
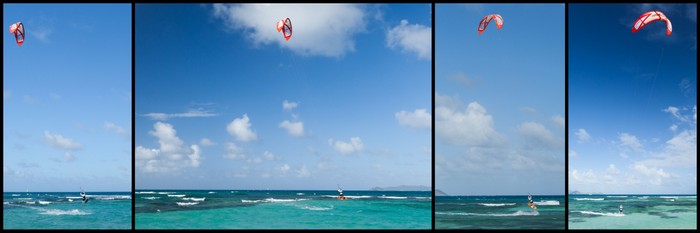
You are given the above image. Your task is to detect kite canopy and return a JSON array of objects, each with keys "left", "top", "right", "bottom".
[
  {"left": 478, "top": 14, "right": 503, "bottom": 35},
  {"left": 276, "top": 18, "right": 292, "bottom": 41},
  {"left": 9, "top": 22, "right": 24, "bottom": 46},
  {"left": 632, "top": 10, "right": 672, "bottom": 36}
]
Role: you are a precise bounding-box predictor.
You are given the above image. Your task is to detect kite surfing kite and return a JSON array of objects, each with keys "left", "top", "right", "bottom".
[
  {"left": 276, "top": 18, "right": 292, "bottom": 41},
  {"left": 478, "top": 14, "right": 503, "bottom": 35},
  {"left": 632, "top": 10, "right": 672, "bottom": 36},
  {"left": 9, "top": 22, "right": 25, "bottom": 46}
]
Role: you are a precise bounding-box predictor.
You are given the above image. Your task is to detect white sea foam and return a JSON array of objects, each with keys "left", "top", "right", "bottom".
[
  {"left": 575, "top": 198, "right": 604, "bottom": 201},
  {"left": 158, "top": 192, "right": 175, "bottom": 195},
  {"left": 345, "top": 195, "right": 372, "bottom": 199},
  {"left": 168, "top": 194, "right": 186, "bottom": 197},
  {"left": 40, "top": 209, "right": 90, "bottom": 215},
  {"left": 37, "top": 201, "right": 51, "bottom": 205},
  {"left": 3, "top": 202, "right": 9, "bottom": 205},
  {"left": 534, "top": 200, "right": 560, "bottom": 206},
  {"left": 579, "top": 211, "right": 625, "bottom": 217},
  {"left": 605, "top": 196, "right": 628, "bottom": 198},
  {"left": 182, "top": 197, "right": 205, "bottom": 202},
  {"left": 14, "top": 198, "right": 33, "bottom": 200},
  {"left": 92, "top": 195, "right": 132, "bottom": 200},
  {"left": 379, "top": 196, "right": 408, "bottom": 199},
  {"left": 477, "top": 203, "right": 517, "bottom": 207},
  {"left": 208, "top": 192, "right": 216, "bottom": 194},
  {"left": 68, "top": 199, "right": 74, "bottom": 202},
  {"left": 176, "top": 202, "right": 198, "bottom": 206},
  {"left": 241, "top": 198, "right": 307, "bottom": 203},
  {"left": 11, "top": 194, "right": 21, "bottom": 196},
  {"left": 296, "top": 193, "right": 305, "bottom": 196},
  {"left": 415, "top": 197, "right": 432, "bottom": 199},
  {"left": 136, "top": 191, "right": 156, "bottom": 194},
  {"left": 142, "top": 197, "right": 160, "bottom": 200},
  {"left": 301, "top": 205, "right": 333, "bottom": 211},
  {"left": 436, "top": 210, "right": 539, "bottom": 217}
]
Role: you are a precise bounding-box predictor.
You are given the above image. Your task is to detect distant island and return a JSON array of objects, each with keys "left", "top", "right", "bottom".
[
  {"left": 435, "top": 189, "right": 448, "bottom": 196},
  {"left": 570, "top": 190, "right": 604, "bottom": 195},
  {"left": 369, "top": 185, "right": 431, "bottom": 191}
]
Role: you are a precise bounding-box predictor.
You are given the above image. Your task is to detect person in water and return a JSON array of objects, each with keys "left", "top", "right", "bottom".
[
  {"left": 619, "top": 205, "right": 623, "bottom": 214},
  {"left": 81, "top": 192, "right": 87, "bottom": 202},
  {"left": 528, "top": 194, "right": 534, "bottom": 205}
]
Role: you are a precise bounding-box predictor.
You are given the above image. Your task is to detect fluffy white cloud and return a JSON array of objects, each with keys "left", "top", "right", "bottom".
[
  {"left": 212, "top": 4, "right": 366, "bottom": 57},
  {"left": 618, "top": 132, "right": 644, "bottom": 152},
  {"left": 51, "top": 152, "right": 77, "bottom": 163},
  {"left": 386, "top": 19, "right": 431, "bottom": 60},
  {"left": 283, "top": 100, "right": 298, "bottom": 111},
  {"left": 227, "top": 114, "right": 257, "bottom": 142},
  {"left": 200, "top": 138, "right": 216, "bottom": 146},
  {"left": 395, "top": 108, "right": 431, "bottom": 129},
  {"left": 575, "top": 129, "right": 590, "bottom": 143},
  {"left": 104, "top": 122, "right": 126, "bottom": 135},
  {"left": 279, "top": 120, "right": 305, "bottom": 137},
  {"left": 552, "top": 115, "right": 565, "bottom": 128},
  {"left": 664, "top": 106, "right": 691, "bottom": 123},
  {"left": 296, "top": 165, "right": 310, "bottom": 177},
  {"left": 570, "top": 169, "right": 597, "bottom": 184},
  {"left": 279, "top": 164, "right": 290, "bottom": 174},
  {"left": 144, "top": 109, "right": 217, "bottom": 121},
  {"left": 44, "top": 131, "right": 82, "bottom": 150},
  {"left": 224, "top": 142, "right": 246, "bottom": 160},
  {"left": 328, "top": 137, "right": 364, "bottom": 155},
  {"left": 517, "top": 121, "right": 561, "bottom": 150},
  {"left": 436, "top": 93, "right": 504, "bottom": 146},
  {"left": 632, "top": 163, "right": 671, "bottom": 185},
  {"left": 136, "top": 122, "right": 202, "bottom": 173}
]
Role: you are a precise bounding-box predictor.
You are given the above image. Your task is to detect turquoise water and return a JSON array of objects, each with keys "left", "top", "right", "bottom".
[
  {"left": 569, "top": 194, "right": 697, "bottom": 229},
  {"left": 3, "top": 192, "right": 132, "bottom": 229},
  {"left": 135, "top": 190, "right": 431, "bottom": 229},
  {"left": 435, "top": 195, "right": 565, "bottom": 229}
]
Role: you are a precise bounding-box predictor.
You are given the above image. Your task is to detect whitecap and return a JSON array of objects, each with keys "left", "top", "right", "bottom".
[
  {"left": 477, "top": 203, "right": 516, "bottom": 207},
  {"left": 142, "top": 197, "right": 160, "bottom": 200},
  {"left": 136, "top": 191, "right": 156, "bottom": 194},
  {"left": 379, "top": 196, "right": 408, "bottom": 199},
  {"left": 182, "top": 197, "right": 205, "bottom": 202},
  {"left": 534, "top": 200, "right": 560, "bottom": 206},
  {"left": 168, "top": 194, "right": 186, "bottom": 197},
  {"left": 579, "top": 211, "right": 625, "bottom": 217},
  {"left": 574, "top": 198, "right": 604, "bottom": 201},
  {"left": 436, "top": 210, "right": 539, "bottom": 217},
  {"left": 176, "top": 202, "right": 198, "bottom": 206},
  {"left": 40, "top": 209, "right": 90, "bottom": 215}
]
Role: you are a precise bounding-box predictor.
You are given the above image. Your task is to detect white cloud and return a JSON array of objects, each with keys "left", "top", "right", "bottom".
[
  {"left": 224, "top": 142, "right": 246, "bottom": 160},
  {"left": 552, "top": 115, "right": 565, "bottom": 128},
  {"left": 632, "top": 163, "right": 671, "bottom": 185},
  {"left": 664, "top": 106, "right": 690, "bottom": 122},
  {"left": 263, "top": 151, "right": 276, "bottom": 160},
  {"left": 395, "top": 108, "right": 431, "bottom": 129},
  {"left": 279, "top": 164, "right": 290, "bottom": 174},
  {"left": 144, "top": 109, "right": 217, "bottom": 121},
  {"left": 328, "top": 137, "right": 364, "bottom": 155},
  {"left": 44, "top": 131, "right": 82, "bottom": 150},
  {"left": 618, "top": 132, "right": 644, "bottom": 152},
  {"left": 200, "top": 138, "right": 216, "bottom": 146},
  {"left": 575, "top": 129, "right": 591, "bottom": 143},
  {"left": 296, "top": 165, "right": 310, "bottom": 177},
  {"left": 51, "top": 152, "right": 77, "bottom": 163},
  {"left": 227, "top": 114, "right": 257, "bottom": 142},
  {"left": 135, "top": 122, "right": 202, "bottom": 173},
  {"left": 436, "top": 93, "right": 505, "bottom": 146},
  {"left": 279, "top": 120, "right": 305, "bottom": 137},
  {"left": 517, "top": 121, "right": 561, "bottom": 150},
  {"left": 570, "top": 169, "right": 598, "bottom": 185},
  {"left": 283, "top": 100, "right": 299, "bottom": 111},
  {"left": 212, "top": 4, "right": 366, "bottom": 57},
  {"left": 669, "top": 124, "right": 678, "bottom": 132},
  {"left": 386, "top": 19, "right": 431, "bottom": 60},
  {"left": 104, "top": 122, "right": 126, "bottom": 135}
]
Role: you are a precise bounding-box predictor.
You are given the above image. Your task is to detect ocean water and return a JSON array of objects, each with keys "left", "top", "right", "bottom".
[
  {"left": 435, "top": 195, "right": 565, "bottom": 229},
  {"left": 135, "top": 190, "right": 431, "bottom": 229},
  {"left": 569, "top": 194, "right": 697, "bottom": 229},
  {"left": 3, "top": 192, "right": 132, "bottom": 229}
]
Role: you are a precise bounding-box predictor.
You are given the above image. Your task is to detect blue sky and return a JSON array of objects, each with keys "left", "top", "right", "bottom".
[
  {"left": 569, "top": 4, "right": 696, "bottom": 194},
  {"left": 3, "top": 4, "right": 132, "bottom": 192},
  {"left": 435, "top": 4, "right": 565, "bottom": 196},
  {"left": 135, "top": 4, "right": 431, "bottom": 190}
]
